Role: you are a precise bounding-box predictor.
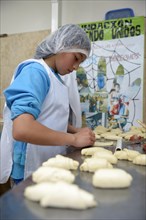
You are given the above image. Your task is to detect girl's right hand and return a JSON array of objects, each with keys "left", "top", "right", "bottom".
[{"left": 72, "top": 127, "right": 96, "bottom": 148}]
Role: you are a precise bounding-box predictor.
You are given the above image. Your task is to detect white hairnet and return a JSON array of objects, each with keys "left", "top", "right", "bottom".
[{"left": 34, "top": 24, "right": 91, "bottom": 59}]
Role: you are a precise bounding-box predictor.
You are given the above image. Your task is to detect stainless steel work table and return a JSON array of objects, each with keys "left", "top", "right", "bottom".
[{"left": 0, "top": 145, "right": 146, "bottom": 220}]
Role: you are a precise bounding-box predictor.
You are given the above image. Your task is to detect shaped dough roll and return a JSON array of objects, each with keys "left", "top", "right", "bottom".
[
  {"left": 93, "top": 141, "right": 114, "bottom": 147},
  {"left": 81, "top": 147, "right": 112, "bottom": 156},
  {"left": 114, "top": 150, "right": 128, "bottom": 160},
  {"left": 93, "top": 151, "right": 118, "bottom": 164},
  {"left": 24, "top": 182, "right": 97, "bottom": 209},
  {"left": 80, "top": 158, "right": 113, "bottom": 172},
  {"left": 94, "top": 126, "right": 108, "bottom": 134},
  {"left": 92, "top": 168, "right": 133, "bottom": 188},
  {"left": 32, "top": 166, "right": 75, "bottom": 183},
  {"left": 104, "top": 135, "right": 122, "bottom": 141},
  {"left": 24, "top": 182, "right": 54, "bottom": 201},
  {"left": 123, "top": 148, "right": 140, "bottom": 161},
  {"left": 133, "top": 154, "right": 146, "bottom": 166},
  {"left": 42, "top": 155, "right": 79, "bottom": 170},
  {"left": 93, "top": 131, "right": 101, "bottom": 139}
]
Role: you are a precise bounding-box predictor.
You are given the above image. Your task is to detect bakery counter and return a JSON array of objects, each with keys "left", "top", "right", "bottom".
[{"left": 0, "top": 145, "right": 146, "bottom": 220}]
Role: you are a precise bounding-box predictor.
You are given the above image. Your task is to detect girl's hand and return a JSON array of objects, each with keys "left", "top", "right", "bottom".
[{"left": 72, "top": 127, "right": 96, "bottom": 148}]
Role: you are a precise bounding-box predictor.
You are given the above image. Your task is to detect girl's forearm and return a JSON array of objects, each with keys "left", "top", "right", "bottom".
[{"left": 13, "top": 114, "right": 75, "bottom": 146}]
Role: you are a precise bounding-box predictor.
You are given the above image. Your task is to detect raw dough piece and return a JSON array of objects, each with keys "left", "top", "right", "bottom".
[
  {"left": 94, "top": 126, "right": 108, "bottom": 134},
  {"left": 110, "top": 128, "right": 123, "bottom": 135},
  {"left": 80, "top": 158, "right": 113, "bottom": 172},
  {"left": 93, "top": 141, "right": 114, "bottom": 147},
  {"left": 81, "top": 147, "right": 112, "bottom": 156},
  {"left": 104, "top": 135, "right": 122, "bottom": 141},
  {"left": 133, "top": 154, "right": 146, "bottom": 166},
  {"left": 42, "top": 155, "right": 79, "bottom": 170},
  {"left": 93, "top": 131, "right": 101, "bottom": 139},
  {"left": 92, "top": 168, "right": 133, "bottom": 188},
  {"left": 24, "top": 182, "right": 97, "bottom": 209},
  {"left": 114, "top": 151, "right": 128, "bottom": 160},
  {"left": 93, "top": 151, "right": 117, "bottom": 164},
  {"left": 32, "top": 166, "right": 75, "bottom": 183},
  {"left": 123, "top": 148, "right": 140, "bottom": 161}
]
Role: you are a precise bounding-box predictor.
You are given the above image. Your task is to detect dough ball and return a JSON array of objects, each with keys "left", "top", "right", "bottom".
[
  {"left": 32, "top": 166, "right": 75, "bottom": 183},
  {"left": 133, "top": 154, "right": 146, "bottom": 166},
  {"left": 80, "top": 158, "right": 113, "bottom": 172},
  {"left": 92, "top": 168, "right": 133, "bottom": 188}
]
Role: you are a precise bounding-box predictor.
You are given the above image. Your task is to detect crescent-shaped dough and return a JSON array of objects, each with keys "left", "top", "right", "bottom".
[
  {"left": 93, "top": 141, "right": 114, "bottom": 147},
  {"left": 92, "top": 168, "right": 133, "bottom": 188},
  {"left": 93, "top": 131, "right": 101, "bottom": 139},
  {"left": 42, "top": 155, "right": 79, "bottom": 170},
  {"left": 123, "top": 148, "right": 140, "bottom": 161},
  {"left": 81, "top": 147, "right": 112, "bottom": 156},
  {"left": 114, "top": 150, "right": 128, "bottom": 160},
  {"left": 133, "top": 154, "right": 146, "bottom": 166},
  {"left": 32, "top": 166, "right": 75, "bottom": 183},
  {"left": 104, "top": 135, "right": 122, "bottom": 141},
  {"left": 93, "top": 151, "right": 118, "bottom": 164},
  {"left": 80, "top": 158, "right": 113, "bottom": 172},
  {"left": 24, "top": 182, "right": 97, "bottom": 209}
]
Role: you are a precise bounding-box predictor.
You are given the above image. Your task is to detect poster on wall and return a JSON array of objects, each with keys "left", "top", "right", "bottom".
[{"left": 77, "top": 16, "right": 145, "bottom": 131}]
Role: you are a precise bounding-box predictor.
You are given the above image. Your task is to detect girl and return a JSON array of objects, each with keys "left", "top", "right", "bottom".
[{"left": 0, "top": 24, "right": 95, "bottom": 184}]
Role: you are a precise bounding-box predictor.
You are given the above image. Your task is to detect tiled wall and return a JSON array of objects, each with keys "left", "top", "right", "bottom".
[{"left": 0, "top": 29, "right": 50, "bottom": 131}]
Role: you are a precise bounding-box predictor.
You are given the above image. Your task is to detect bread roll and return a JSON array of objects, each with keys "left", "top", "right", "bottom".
[
  {"left": 24, "top": 182, "right": 97, "bottom": 209},
  {"left": 93, "top": 151, "right": 118, "bottom": 164},
  {"left": 32, "top": 166, "right": 75, "bottom": 183},
  {"left": 92, "top": 168, "right": 133, "bottom": 188},
  {"left": 42, "top": 155, "right": 79, "bottom": 170},
  {"left": 133, "top": 154, "right": 146, "bottom": 166},
  {"left": 80, "top": 158, "right": 113, "bottom": 172},
  {"left": 81, "top": 147, "right": 112, "bottom": 156}
]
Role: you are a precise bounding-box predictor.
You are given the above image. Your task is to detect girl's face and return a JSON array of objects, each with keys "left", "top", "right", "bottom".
[{"left": 55, "top": 52, "right": 86, "bottom": 75}]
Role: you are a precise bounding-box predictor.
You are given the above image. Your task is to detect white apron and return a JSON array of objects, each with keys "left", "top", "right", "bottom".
[
  {"left": 61, "top": 73, "right": 82, "bottom": 128},
  {"left": 0, "top": 59, "right": 69, "bottom": 183}
]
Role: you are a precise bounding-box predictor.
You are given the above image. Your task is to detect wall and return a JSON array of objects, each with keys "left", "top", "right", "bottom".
[
  {"left": 0, "top": 0, "right": 52, "bottom": 35},
  {"left": 0, "top": 30, "right": 50, "bottom": 131},
  {"left": 1, "top": 0, "right": 145, "bottom": 35},
  {"left": 61, "top": 0, "right": 146, "bottom": 25}
]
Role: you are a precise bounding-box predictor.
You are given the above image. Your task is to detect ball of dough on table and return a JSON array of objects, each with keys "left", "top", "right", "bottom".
[
  {"left": 81, "top": 146, "right": 112, "bottom": 156},
  {"left": 24, "top": 182, "right": 97, "bottom": 209},
  {"left": 93, "top": 151, "right": 118, "bottom": 164},
  {"left": 133, "top": 154, "right": 146, "bottom": 166},
  {"left": 42, "top": 154, "right": 79, "bottom": 170},
  {"left": 80, "top": 158, "right": 113, "bottom": 172},
  {"left": 32, "top": 166, "right": 75, "bottom": 183},
  {"left": 92, "top": 168, "right": 133, "bottom": 188}
]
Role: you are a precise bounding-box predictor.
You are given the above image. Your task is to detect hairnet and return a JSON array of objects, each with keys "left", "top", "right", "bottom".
[{"left": 34, "top": 24, "right": 91, "bottom": 59}]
